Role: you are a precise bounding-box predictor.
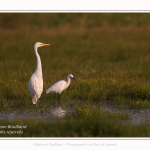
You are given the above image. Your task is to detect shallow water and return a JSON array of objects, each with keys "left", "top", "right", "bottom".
[
  {"left": 100, "top": 106, "right": 150, "bottom": 125},
  {"left": 1, "top": 100, "right": 150, "bottom": 125},
  {"left": 0, "top": 107, "right": 72, "bottom": 121}
]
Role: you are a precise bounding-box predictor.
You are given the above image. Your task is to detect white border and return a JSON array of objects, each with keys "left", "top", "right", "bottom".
[
  {"left": 0, "top": 0, "right": 150, "bottom": 11},
  {"left": 1, "top": 138, "right": 150, "bottom": 150},
  {"left": 0, "top": 1, "right": 150, "bottom": 149}
]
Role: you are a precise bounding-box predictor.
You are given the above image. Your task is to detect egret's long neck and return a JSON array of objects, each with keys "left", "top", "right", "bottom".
[
  {"left": 66, "top": 77, "right": 71, "bottom": 88},
  {"left": 34, "top": 47, "right": 42, "bottom": 77}
]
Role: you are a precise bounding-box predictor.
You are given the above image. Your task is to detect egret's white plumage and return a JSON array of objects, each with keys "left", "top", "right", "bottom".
[
  {"left": 46, "top": 74, "right": 76, "bottom": 95},
  {"left": 28, "top": 42, "right": 50, "bottom": 107}
]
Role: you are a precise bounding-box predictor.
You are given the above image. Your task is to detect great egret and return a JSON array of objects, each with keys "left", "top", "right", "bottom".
[
  {"left": 28, "top": 42, "right": 50, "bottom": 115},
  {"left": 46, "top": 74, "right": 76, "bottom": 97}
]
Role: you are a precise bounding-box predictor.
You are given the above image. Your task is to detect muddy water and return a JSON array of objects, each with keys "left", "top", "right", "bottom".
[{"left": 0, "top": 100, "right": 150, "bottom": 125}]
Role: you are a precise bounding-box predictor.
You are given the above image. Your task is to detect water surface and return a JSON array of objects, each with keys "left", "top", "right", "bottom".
[{"left": 1, "top": 100, "right": 150, "bottom": 125}]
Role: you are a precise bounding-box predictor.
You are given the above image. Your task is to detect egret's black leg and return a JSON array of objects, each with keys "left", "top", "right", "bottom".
[
  {"left": 58, "top": 94, "right": 61, "bottom": 100},
  {"left": 53, "top": 93, "right": 56, "bottom": 99},
  {"left": 57, "top": 94, "right": 61, "bottom": 106},
  {"left": 36, "top": 103, "right": 37, "bottom": 118},
  {"left": 38, "top": 100, "right": 43, "bottom": 115}
]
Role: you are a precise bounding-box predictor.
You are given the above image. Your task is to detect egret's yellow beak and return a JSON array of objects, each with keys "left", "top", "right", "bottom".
[{"left": 41, "top": 43, "right": 50, "bottom": 46}]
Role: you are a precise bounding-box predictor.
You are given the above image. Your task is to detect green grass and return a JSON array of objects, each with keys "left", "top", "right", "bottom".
[{"left": 1, "top": 13, "right": 150, "bottom": 137}]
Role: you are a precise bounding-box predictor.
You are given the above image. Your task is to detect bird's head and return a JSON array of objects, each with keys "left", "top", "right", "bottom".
[
  {"left": 68, "top": 74, "right": 76, "bottom": 81},
  {"left": 34, "top": 42, "right": 50, "bottom": 48}
]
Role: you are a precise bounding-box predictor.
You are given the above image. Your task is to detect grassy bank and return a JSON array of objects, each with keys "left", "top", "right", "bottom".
[{"left": 1, "top": 13, "right": 150, "bottom": 137}]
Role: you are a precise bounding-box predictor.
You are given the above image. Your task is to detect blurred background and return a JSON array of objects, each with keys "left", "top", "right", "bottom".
[
  {"left": 1, "top": 14, "right": 150, "bottom": 137},
  {"left": 1, "top": 13, "right": 150, "bottom": 29}
]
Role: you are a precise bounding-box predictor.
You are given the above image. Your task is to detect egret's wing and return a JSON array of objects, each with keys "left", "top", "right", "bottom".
[
  {"left": 46, "top": 80, "right": 66, "bottom": 93},
  {"left": 28, "top": 74, "right": 43, "bottom": 104}
]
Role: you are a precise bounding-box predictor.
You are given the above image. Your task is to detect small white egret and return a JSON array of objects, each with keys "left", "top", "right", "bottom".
[
  {"left": 28, "top": 42, "right": 50, "bottom": 115},
  {"left": 46, "top": 74, "right": 76, "bottom": 98}
]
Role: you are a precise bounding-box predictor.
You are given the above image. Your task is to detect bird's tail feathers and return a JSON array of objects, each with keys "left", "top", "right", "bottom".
[
  {"left": 46, "top": 88, "right": 51, "bottom": 93},
  {"left": 32, "top": 96, "right": 38, "bottom": 104}
]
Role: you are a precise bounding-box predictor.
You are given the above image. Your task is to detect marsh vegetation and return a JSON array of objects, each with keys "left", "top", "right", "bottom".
[{"left": 1, "top": 13, "right": 150, "bottom": 137}]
